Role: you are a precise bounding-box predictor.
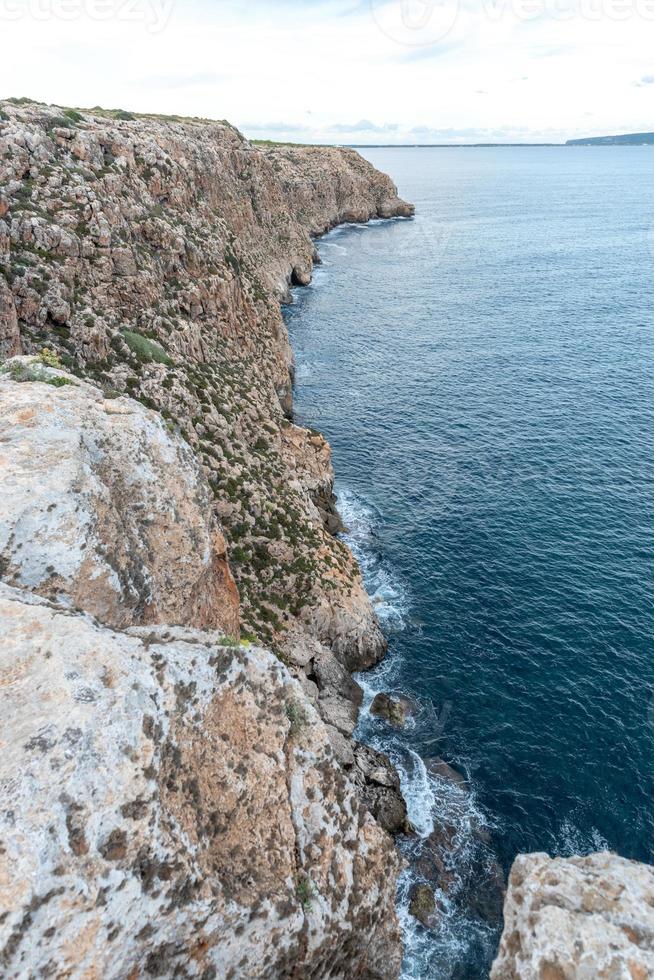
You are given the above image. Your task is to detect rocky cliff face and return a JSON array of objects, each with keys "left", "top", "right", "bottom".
[
  {"left": 0, "top": 96, "right": 412, "bottom": 815},
  {"left": 0, "top": 98, "right": 411, "bottom": 667},
  {"left": 491, "top": 852, "right": 654, "bottom": 979},
  {"left": 0, "top": 365, "right": 402, "bottom": 979},
  {"left": 0, "top": 101, "right": 413, "bottom": 977}
]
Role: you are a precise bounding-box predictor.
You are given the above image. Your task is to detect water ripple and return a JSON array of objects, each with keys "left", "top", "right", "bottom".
[{"left": 286, "top": 146, "right": 654, "bottom": 978}]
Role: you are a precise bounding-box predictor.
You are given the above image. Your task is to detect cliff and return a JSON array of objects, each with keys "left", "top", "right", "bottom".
[
  {"left": 0, "top": 100, "right": 413, "bottom": 977},
  {"left": 3, "top": 100, "right": 649, "bottom": 980},
  {"left": 0, "top": 99, "right": 413, "bottom": 753},
  {"left": 491, "top": 852, "right": 654, "bottom": 978},
  {"left": 0, "top": 366, "right": 403, "bottom": 978}
]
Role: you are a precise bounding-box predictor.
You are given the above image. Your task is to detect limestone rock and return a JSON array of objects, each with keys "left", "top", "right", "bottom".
[
  {"left": 491, "top": 852, "right": 654, "bottom": 979},
  {"left": 409, "top": 885, "right": 440, "bottom": 929},
  {"left": 0, "top": 98, "right": 409, "bottom": 674},
  {"left": 352, "top": 744, "right": 410, "bottom": 835},
  {"left": 0, "top": 276, "right": 20, "bottom": 359},
  {"left": 0, "top": 363, "right": 239, "bottom": 635},
  {"left": 0, "top": 583, "right": 402, "bottom": 979},
  {"left": 261, "top": 144, "right": 415, "bottom": 236},
  {"left": 370, "top": 692, "right": 409, "bottom": 728}
]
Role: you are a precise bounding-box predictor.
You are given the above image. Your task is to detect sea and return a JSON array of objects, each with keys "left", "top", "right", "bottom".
[{"left": 283, "top": 146, "right": 654, "bottom": 979}]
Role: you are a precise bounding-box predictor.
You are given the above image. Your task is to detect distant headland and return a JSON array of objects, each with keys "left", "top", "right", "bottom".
[{"left": 566, "top": 132, "right": 654, "bottom": 145}]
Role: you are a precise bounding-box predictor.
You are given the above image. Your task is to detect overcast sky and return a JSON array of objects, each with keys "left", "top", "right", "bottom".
[{"left": 2, "top": 0, "right": 654, "bottom": 143}]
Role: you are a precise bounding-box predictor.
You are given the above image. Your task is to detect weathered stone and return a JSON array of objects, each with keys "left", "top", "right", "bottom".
[
  {"left": 0, "top": 276, "right": 20, "bottom": 359},
  {"left": 352, "top": 744, "right": 410, "bottom": 835},
  {"left": 313, "top": 648, "right": 364, "bottom": 705},
  {"left": 324, "top": 724, "right": 356, "bottom": 768},
  {"left": 0, "top": 583, "right": 402, "bottom": 979},
  {"left": 370, "top": 692, "right": 408, "bottom": 728},
  {"left": 409, "top": 885, "right": 440, "bottom": 929},
  {"left": 0, "top": 363, "right": 239, "bottom": 636},
  {"left": 491, "top": 852, "right": 654, "bottom": 979}
]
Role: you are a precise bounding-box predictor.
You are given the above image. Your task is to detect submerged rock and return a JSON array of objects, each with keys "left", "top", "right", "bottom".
[
  {"left": 491, "top": 852, "right": 654, "bottom": 978},
  {"left": 427, "top": 757, "right": 469, "bottom": 791},
  {"left": 370, "top": 692, "right": 410, "bottom": 728},
  {"left": 409, "top": 885, "right": 440, "bottom": 929}
]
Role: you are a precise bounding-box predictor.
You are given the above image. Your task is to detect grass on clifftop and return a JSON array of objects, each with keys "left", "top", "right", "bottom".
[
  {"left": 1, "top": 98, "right": 327, "bottom": 146},
  {"left": 251, "top": 138, "right": 318, "bottom": 148},
  {"left": 1, "top": 97, "right": 242, "bottom": 133}
]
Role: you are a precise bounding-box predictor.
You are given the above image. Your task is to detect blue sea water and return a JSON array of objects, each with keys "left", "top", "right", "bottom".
[{"left": 283, "top": 147, "right": 654, "bottom": 979}]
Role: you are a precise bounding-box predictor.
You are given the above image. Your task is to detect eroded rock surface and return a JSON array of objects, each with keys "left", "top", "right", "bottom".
[
  {"left": 0, "top": 101, "right": 414, "bottom": 975},
  {"left": 491, "top": 852, "right": 654, "bottom": 979},
  {"left": 0, "top": 99, "right": 411, "bottom": 667},
  {"left": 0, "top": 583, "right": 401, "bottom": 979},
  {"left": 0, "top": 359, "right": 239, "bottom": 635}
]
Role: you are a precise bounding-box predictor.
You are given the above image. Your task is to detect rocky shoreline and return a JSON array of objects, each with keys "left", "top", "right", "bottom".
[
  {"left": 0, "top": 99, "right": 414, "bottom": 977},
  {"left": 1, "top": 99, "right": 653, "bottom": 979}
]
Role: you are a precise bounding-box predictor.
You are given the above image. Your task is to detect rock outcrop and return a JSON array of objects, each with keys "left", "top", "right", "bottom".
[
  {"left": 0, "top": 369, "right": 402, "bottom": 978},
  {"left": 0, "top": 582, "right": 401, "bottom": 979},
  {"left": 491, "top": 852, "right": 654, "bottom": 979},
  {"left": 0, "top": 358, "right": 239, "bottom": 635}
]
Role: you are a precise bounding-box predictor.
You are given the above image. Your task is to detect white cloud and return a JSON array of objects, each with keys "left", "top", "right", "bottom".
[{"left": 0, "top": 0, "right": 653, "bottom": 142}]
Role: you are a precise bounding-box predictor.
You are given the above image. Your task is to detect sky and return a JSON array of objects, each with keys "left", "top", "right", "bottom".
[{"left": 1, "top": 0, "right": 654, "bottom": 143}]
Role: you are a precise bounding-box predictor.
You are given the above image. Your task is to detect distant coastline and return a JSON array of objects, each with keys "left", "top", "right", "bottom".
[
  {"left": 347, "top": 136, "right": 654, "bottom": 148},
  {"left": 346, "top": 143, "right": 562, "bottom": 148},
  {"left": 566, "top": 132, "right": 654, "bottom": 145}
]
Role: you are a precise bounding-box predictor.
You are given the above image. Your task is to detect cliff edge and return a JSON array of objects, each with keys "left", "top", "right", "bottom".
[
  {"left": 0, "top": 364, "right": 401, "bottom": 979},
  {"left": 0, "top": 101, "right": 413, "bottom": 977},
  {"left": 491, "top": 852, "right": 654, "bottom": 979}
]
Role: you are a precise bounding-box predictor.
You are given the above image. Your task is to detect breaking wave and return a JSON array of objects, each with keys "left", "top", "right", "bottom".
[{"left": 339, "top": 486, "right": 499, "bottom": 978}]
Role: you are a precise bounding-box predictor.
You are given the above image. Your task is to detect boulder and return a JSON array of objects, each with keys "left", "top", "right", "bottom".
[
  {"left": 409, "top": 885, "right": 440, "bottom": 929},
  {"left": 491, "top": 852, "right": 654, "bottom": 979},
  {"left": 370, "top": 692, "right": 409, "bottom": 728},
  {"left": 352, "top": 743, "right": 411, "bottom": 835}
]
